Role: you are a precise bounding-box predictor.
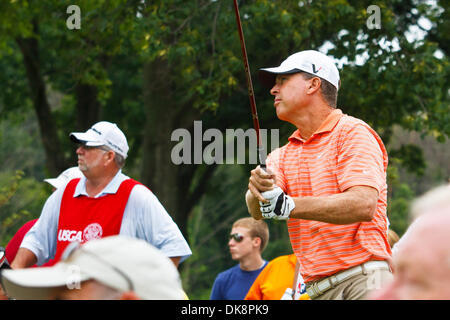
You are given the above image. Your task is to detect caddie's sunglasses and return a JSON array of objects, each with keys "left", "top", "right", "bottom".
[
  {"left": 61, "top": 242, "right": 134, "bottom": 292},
  {"left": 229, "top": 233, "right": 244, "bottom": 242},
  {"left": 78, "top": 143, "right": 110, "bottom": 152}
]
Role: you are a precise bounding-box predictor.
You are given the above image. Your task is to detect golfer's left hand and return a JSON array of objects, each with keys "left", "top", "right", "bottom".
[{"left": 259, "top": 187, "right": 295, "bottom": 220}]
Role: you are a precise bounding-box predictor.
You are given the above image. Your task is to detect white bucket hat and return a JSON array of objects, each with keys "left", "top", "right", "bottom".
[
  {"left": 259, "top": 50, "right": 340, "bottom": 90},
  {"left": 70, "top": 121, "right": 129, "bottom": 159},
  {"left": 43, "top": 166, "right": 83, "bottom": 189},
  {"left": 0, "top": 236, "right": 185, "bottom": 300}
]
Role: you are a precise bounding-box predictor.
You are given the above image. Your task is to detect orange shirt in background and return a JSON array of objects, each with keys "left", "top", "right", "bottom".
[{"left": 245, "top": 254, "right": 300, "bottom": 300}]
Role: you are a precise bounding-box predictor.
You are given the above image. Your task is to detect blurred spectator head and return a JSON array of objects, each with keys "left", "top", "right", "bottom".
[
  {"left": 387, "top": 229, "right": 400, "bottom": 248},
  {"left": 1, "top": 236, "right": 185, "bottom": 300},
  {"left": 409, "top": 184, "right": 450, "bottom": 221},
  {"left": 44, "top": 166, "right": 83, "bottom": 190},
  {"left": 372, "top": 184, "right": 450, "bottom": 300},
  {"left": 231, "top": 217, "right": 269, "bottom": 253}
]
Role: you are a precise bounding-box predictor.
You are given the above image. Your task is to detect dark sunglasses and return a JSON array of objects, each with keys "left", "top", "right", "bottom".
[
  {"left": 229, "top": 233, "right": 244, "bottom": 242},
  {"left": 78, "top": 143, "right": 110, "bottom": 152}
]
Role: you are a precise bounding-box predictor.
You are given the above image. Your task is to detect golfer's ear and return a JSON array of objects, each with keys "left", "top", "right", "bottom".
[
  {"left": 119, "top": 291, "right": 140, "bottom": 300},
  {"left": 308, "top": 77, "right": 321, "bottom": 94}
]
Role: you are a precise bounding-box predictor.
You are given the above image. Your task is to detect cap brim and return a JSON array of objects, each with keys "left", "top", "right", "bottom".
[
  {"left": 258, "top": 68, "right": 302, "bottom": 88},
  {"left": 69, "top": 132, "right": 104, "bottom": 146},
  {"left": 1, "top": 263, "right": 90, "bottom": 300},
  {"left": 43, "top": 178, "right": 61, "bottom": 189}
]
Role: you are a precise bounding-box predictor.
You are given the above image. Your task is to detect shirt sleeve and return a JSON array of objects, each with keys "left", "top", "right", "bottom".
[
  {"left": 120, "top": 185, "right": 192, "bottom": 263},
  {"left": 20, "top": 189, "right": 63, "bottom": 265},
  {"left": 336, "top": 123, "right": 388, "bottom": 194}
]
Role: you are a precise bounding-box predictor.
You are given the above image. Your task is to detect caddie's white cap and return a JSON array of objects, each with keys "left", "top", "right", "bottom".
[
  {"left": 0, "top": 236, "right": 185, "bottom": 300},
  {"left": 259, "top": 50, "right": 340, "bottom": 90},
  {"left": 43, "top": 166, "right": 83, "bottom": 189},
  {"left": 70, "top": 121, "right": 129, "bottom": 159}
]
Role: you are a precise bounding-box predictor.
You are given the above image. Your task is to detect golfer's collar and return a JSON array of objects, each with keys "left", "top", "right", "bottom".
[
  {"left": 73, "top": 170, "right": 127, "bottom": 198},
  {"left": 288, "top": 109, "right": 343, "bottom": 143}
]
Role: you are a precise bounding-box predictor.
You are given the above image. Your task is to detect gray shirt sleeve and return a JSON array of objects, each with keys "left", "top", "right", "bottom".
[
  {"left": 20, "top": 188, "right": 63, "bottom": 265},
  {"left": 119, "top": 185, "right": 192, "bottom": 262}
]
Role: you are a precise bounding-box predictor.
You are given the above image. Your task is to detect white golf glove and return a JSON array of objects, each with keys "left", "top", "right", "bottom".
[{"left": 259, "top": 187, "right": 295, "bottom": 220}]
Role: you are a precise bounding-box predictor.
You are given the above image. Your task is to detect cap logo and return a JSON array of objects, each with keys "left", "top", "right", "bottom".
[
  {"left": 92, "top": 128, "right": 102, "bottom": 135},
  {"left": 106, "top": 139, "right": 124, "bottom": 153},
  {"left": 312, "top": 64, "right": 322, "bottom": 74}
]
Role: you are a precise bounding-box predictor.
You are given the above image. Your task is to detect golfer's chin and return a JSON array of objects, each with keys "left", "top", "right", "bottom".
[
  {"left": 275, "top": 107, "right": 297, "bottom": 126},
  {"left": 275, "top": 108, "right": 288, "bottom": 122}
]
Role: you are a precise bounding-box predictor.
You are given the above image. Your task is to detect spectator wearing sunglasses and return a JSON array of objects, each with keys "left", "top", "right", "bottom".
[
  {"left": 1, "top": 235, "right": 185, "bottom": 300},
  {"left": 210, "top": 218, "right": 269, "bottom": 300}
]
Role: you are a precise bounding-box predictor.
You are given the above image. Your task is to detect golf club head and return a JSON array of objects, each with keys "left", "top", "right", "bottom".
[{"left": 0, "top": 247, "right": 11, "bottom": 270}]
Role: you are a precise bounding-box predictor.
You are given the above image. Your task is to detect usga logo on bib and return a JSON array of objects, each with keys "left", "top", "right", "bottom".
[
  {"left": 58, "top": 229, "right": 82, "bottom": 242},
  {"left": 58, "top": 223, "right": 103, "bottom": 242}
]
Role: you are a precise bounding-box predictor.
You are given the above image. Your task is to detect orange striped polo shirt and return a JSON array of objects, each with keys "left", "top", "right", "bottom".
[{"left": 266, "top": 109, "right": 391, "bottom": 283}]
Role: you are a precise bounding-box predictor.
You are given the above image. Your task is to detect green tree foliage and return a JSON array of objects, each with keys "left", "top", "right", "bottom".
[
  {"left": 388, "top": 183, "right": 415, "bottom": 237},
  {"left": 386, "top": 164, "right": 415, "bottom": 237},
  {"left": 390, "top": 144, "right": 427, "bottom": 176},
  {"left": 0, "top": 170, "right": 48, "bottom": 247},
  {"left": 0, "top": 0, "right": 448, "bottom": 298}
]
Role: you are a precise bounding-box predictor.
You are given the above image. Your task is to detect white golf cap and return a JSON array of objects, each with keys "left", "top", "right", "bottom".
[
  {"left": 259, "top": 50, "right": 340, "bottom": 90},
  {"left": 43, "top": 166, "right": 83, "bottom": 189},
  {"left": 70, "top": 121, "right": 129, "bottom": 159},
  {"left": 0, "top": 236, "right": 185, "bottom": 300}
]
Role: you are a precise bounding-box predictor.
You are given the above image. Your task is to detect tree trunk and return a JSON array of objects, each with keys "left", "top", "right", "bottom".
[
  {"left": 141, "top": 58, "right": 207, "bottom": 237},
  {"left": 16, "top": 21, "right": 67, "bottom": 176},
  {"left": 75, "top": 83, "right": 101, "bottom": 131}
]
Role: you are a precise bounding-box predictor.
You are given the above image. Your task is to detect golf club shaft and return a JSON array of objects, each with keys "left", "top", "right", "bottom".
[{"left": 232, "top": 0, "right": 266, "bottom": 168}]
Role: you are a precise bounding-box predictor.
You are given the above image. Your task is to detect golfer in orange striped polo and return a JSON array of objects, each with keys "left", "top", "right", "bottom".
[{"left": 245, "top": 50, "right": 393, "bottom": 300}]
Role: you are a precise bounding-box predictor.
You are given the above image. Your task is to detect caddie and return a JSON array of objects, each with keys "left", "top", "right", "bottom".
[
  {"left": 11, "top": 121, "right": 191, "bottom": 269},
  {"left": 245, "top": 50, "right": 392, "bottom": 299}
]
